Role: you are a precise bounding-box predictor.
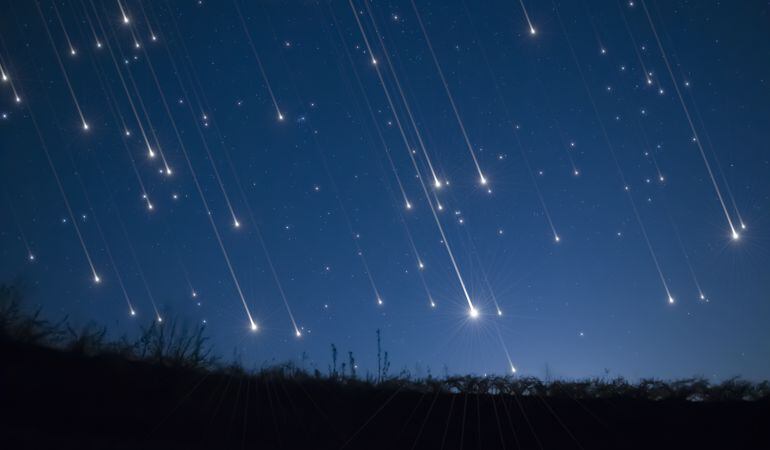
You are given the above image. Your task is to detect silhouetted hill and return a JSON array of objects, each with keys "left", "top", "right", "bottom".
[{"left": 1, "top": 285, "right": 769, "bottom": 449}]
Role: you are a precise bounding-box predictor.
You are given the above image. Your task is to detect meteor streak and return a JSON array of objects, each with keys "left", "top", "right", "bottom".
[
  {"left": 234, "top": 0, "right": 285, "bottom": 122},
  {"left": 27, "top": 107, "right": 99, "bottom": 284},
  {"left": 362, "top": 0, "right": 443, "bottom": 190},
  {"left": 640, "top": 0, "right": 740, "bottom": 240},
  {"left": 516, "top": 0, "right": 537, "bottom": 35},
  {"left": 410, "top": 0, "right": 488, "bottom": 186},
  {"left": 35, "top": 0, "right": 89, "bottom": 131},
  {"left": 344, "top": 1, "right": 477, "bottom": 314},
  {"left": 555, "top": 2, "right": 674, "bottom": 303}
]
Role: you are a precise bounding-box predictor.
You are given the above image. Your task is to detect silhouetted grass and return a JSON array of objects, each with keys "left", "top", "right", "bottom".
[{"left": 1, "top": 283, "right": 767, "bottom": 402}]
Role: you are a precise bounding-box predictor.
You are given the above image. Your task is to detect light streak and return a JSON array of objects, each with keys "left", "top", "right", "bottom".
[
  {"left": 555, "top": 2, "right": 674, "bottom": 303},
  {"left": 139, "top": 32, "right": 259, "bottom": 330},
  {"left": 344, "top": 1, "right": 477, "bottom": 314},
  {"left": 362, "top": 0, "right": 443, "bottom": 190},
  {"left": 27, "top": 106, "right": 99, "bottom": 283},
  {"left": 640, "top": 0, "right": 740, "bottom": 240},
  {"left": 410, "top": 0, "right": 488, "bottom": 186},
  {"left": 516, "top": 0, "right": 537, "bottom": 35},
  {"left": 233, "top": 0, "right": 285, "bottom": 121},
  {"left": 35, "top": 0, "right": 89, "bottom": 131}
]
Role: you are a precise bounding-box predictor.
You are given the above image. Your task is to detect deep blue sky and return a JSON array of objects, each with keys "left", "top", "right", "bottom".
[{"left": 1, "top": 0, "right": 768, "bottom": 381}]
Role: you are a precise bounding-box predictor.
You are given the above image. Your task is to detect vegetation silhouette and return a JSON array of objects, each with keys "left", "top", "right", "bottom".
[{"left": 1, "top": 284, "right": 768, "bottom": 449}]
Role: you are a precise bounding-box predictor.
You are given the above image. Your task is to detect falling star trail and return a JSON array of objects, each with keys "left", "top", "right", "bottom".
[
  {"left": 639, "top": 0, "right": 740, "bottom": 240},
  {"left": 410, "top": 0, "right": 488, "bottom": 187}
]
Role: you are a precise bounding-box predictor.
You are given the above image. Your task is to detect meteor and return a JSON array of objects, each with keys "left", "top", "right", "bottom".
[
  {"left": 410, "top": 0, "right": 488, "bottom": 186},
  {"left": 516, "top": 0, "right": 537, "bottom": 36},
  {"left": 234, "top": 0, "right": 285, "bottom": 122},
  {"left": 0, "top": 59, "right": 22, "bottom": 104},
  {"left": 141, "top": 44, "right": 259, "bottom": 331},
  {"left": 117, "top": 0, "right": 130, "bottom": 24},
  {"left": 28, "top": 105, "right": 100, "bottom": 285},
  {"left": 150, "top": 35, "right": 243, "bottom": 233},
  {"left": 341, "top": 2, "right": 476, "bottom": 313},
  {"left": 36, "top": 1, "right": 90, "bottom": 132},
  {"left": 51, "top": 2, "right": 77, "bottom": 59},
  {"left": 360, "top": 1, "right": 444, "bottom": 190},
  {"left": 555, "top": 4, "right": 674, "bottom": 304},
  {"left": 640, "top": 0, "right": 740, "bottom": 239}
]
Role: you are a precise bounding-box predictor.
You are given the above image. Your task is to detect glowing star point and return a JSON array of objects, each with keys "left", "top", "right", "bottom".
[
  {"left": 434, "top": 179, "right": 442, "bottom": 189},
  {"left": 130, "top": 310, "right": 136, "bottom": 317},
  {"left": 93, "top": 274, "right": 101, "bottom": 284},
  {"left": 234, "top": 220, "right": 241, "bottom": 228},
  {"left": 295, "top": 330, "right": 302, "bottom": 338},
  {"left": 496, "top": 308, "right": 503, "bottom": 317},
  {"left": 147, "top": 202, "right": 154, "bottom": 211},
  {"left": 510, "top": 365, "right": 517, "bottom": 374},
  {"left": 469, "top": 307, "right": 479, "bottom": 319},
  {"left": 554, "top": 235, "right": 561, "bottom": 243},
  {"left": 418, "top": 261, "right": 425, "bottom": 270},
  {"left": 668, "top": 296, "right": 675, "bottom": 304},
  {"left": 28, "top": 254, "right": 35, "bottom": 261},
  {"left": 377, "top": 297, "right": 384, "bottom": 306},
  {"left": 480, "top": 176, "right": 488, "bottom": 186},
  {"left": 699, "top": 293, "right": 706, "bottom": 301},
  {"left": 278, "top": 113, "right": 285, "bottom": 121},
  {"left": 250, "top": 322, "right": 258, "bottom": 332},
  {"left": 731, "top": 231, "right": 740, "bottom": 241},
  {"left": 529, "top": 27, "right": 536, "bottom": 35},
  {"left": 157, "top": 316, "right": 163, "bottom": 323},
  {"left": 82, "top": 122, "right": 90, "bottom": 131},
  {"left": 405, "top": 201, "right": 413, "bottom": 210}
]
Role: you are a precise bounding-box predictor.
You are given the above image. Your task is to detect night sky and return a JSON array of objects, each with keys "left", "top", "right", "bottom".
[{"left": 1, "top": 0, "right": 768, "bottom": 381}]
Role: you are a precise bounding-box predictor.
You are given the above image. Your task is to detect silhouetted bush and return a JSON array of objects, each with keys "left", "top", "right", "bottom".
[{"left": 1, "top": 283, "right": 768, "bottom": 402}]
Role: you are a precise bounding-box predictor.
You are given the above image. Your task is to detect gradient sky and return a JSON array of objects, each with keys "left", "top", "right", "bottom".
[{"left": 1, "top": 0, "right": 768, "bottom": 381}]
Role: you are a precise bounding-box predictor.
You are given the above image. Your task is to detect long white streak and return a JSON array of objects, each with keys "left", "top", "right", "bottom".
[
  {"left": 494, "top": 323, "right": 517, "bottom": 373},
  {"left": 164, "top": 6, "right": 300, "bottom": 335},
  {"left": 35, "top": 0, "right": 88, "bottom": 130},
  {"left": 344, "top": 1, "right": 475, "bottom": 312},
  {"left": 233, "top": 0, "right": 284, "bottom": 120},
  {"left": 89, "top": 45, "right": 153, "bottom": 210},
  {"left": 51, "top": 1, "right": 77, "bottom": 55},
  {"left": 640, "top": 0, "right": 738, "bottom": 239},
  {"left": 461, "top": 4, "right": 561, "bottom": 240},
  {"left": 410, "top": 0, "right": 487, "bottom": 185},
  {"left": 140, "top": 34, "right": 258, "bottom": 329},
  {"left": 362, "top": 0, "right": 442, "bottom": 189},
  {"left": 92, "top": 1, "right": 157, "bottom": 160},
  {"left": 555, "top": 3, "right": 673, "bottom": 303},
  {"left": 517, "top": 0, "right": 536, "bottom": 35},
  {"left": 346, "top": 0, "right": 379, "bottom": 66},
  {"left": 153, "top": 35, "right": 241, "bottom": 228},
  {"left": 28, "top": 108, "right": 99, "bottom": 282}
]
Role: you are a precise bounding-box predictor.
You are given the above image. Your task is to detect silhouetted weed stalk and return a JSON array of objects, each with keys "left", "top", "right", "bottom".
[{"left": 1, "top": 283, "right": 768, "bottom": 401}]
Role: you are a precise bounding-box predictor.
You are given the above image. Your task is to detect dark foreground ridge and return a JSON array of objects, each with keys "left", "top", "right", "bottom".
[{"left": 1, "top": 286, "right": 769, "bottom": 449}]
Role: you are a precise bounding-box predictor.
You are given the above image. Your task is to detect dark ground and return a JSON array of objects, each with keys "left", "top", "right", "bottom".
[{"left": 2, "top": 340, "right": 769, "bottom": 450}]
